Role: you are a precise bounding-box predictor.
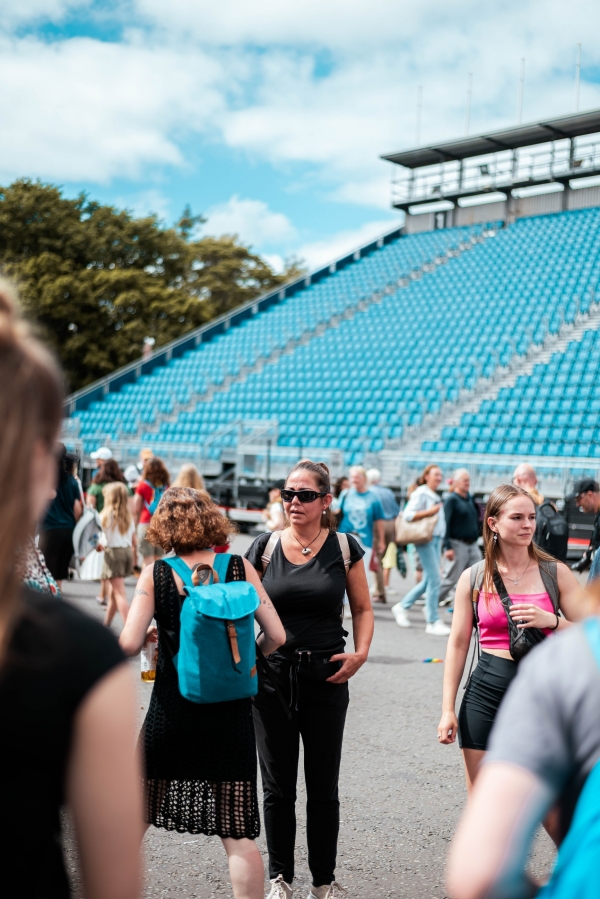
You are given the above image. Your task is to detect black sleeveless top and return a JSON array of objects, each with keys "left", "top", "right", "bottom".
[
  {"left": 0, "top": 589, "right": 124, "bottom": 898},
  {"left": 142, "top": 556, "right": 260, "bottom": 838}
]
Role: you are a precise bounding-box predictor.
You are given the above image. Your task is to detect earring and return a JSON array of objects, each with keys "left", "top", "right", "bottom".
[{"left": 493, "top": 532, "right": 498, "bottom": 543}]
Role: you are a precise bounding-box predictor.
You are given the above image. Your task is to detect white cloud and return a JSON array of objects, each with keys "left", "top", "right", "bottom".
[
  {"left": 0, "top": 35, "right": 223, "bottom": 183},
  {"left": 262, "top": 252, "right": 285, "bottom": 274},
  {"left": 113, "top": 188, "right": 173, "bottom": 221},
  {"left": 204, "top": 196, "right": 296, "bottom": 248},
  {"left": 0, "top": 0, "right": 87, "bottom": 27},
  {"left": 299, "top": 217, "right": 403, "bottom": 270}
]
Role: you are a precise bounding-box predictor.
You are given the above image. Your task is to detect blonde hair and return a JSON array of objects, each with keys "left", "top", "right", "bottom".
[
  {"left": 173, "top": 464, "right": 206, "bottom": 492},
  {"left": 101, "top": 482, "right": 132, "bottom": 535},
  {"left": 0, "top": 280, "right": 64, "bottom": 654}
]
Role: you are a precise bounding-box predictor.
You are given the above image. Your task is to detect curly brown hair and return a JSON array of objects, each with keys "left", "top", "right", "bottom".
[
  {"left": 146, "top": 487, "right": 236, "bottom": 554},
  {"left": 142, "top": 456, "right": 170, "bottom": 488}
]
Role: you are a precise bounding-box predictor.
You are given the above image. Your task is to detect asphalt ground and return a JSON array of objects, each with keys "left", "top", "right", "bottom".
[{"left": 61, "top": 535, "right": 556, "bottom": 899}]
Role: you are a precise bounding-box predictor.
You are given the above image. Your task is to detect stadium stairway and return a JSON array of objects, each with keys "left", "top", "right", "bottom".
[{"left": 396, "top": 295, "right": 600, "bottom": 456}]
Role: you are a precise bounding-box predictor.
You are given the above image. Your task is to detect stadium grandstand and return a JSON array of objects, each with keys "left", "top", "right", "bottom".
[{"left": 64, "top": 108, "right": 600, "bottom": 504}]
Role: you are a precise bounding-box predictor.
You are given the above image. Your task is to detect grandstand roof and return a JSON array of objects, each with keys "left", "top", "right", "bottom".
[{"left": 382, "top": 108, "right": 600, "bottom": 169}]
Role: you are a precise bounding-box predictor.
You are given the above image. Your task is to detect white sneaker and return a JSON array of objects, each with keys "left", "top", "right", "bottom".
[
  {"left": 391, "top": 603, "right": 411, "bottom": 627},
  {"left": 425, "top": 620, "right": 451, "bottom": 636},
  {"left": 308, "top": 883, "right": 347, "bottom": 899},
  {"left": 267, "top": 875, "right": 293, "bottom": 899},
  {"left": 386, "top": 587, "right": 398, "bottom": 596}
]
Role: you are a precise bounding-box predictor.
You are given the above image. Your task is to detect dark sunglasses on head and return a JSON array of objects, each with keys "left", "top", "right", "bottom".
[{"left": 280, "top": 489, "right": 327, "bottom": 503}]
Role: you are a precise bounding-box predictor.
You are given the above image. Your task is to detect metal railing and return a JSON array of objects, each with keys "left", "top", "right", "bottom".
[{"left": 392, "top": 136, "right": 600, "bottom": 207}]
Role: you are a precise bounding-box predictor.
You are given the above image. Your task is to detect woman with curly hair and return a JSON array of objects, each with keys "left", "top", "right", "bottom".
[
  {"left": 119, "top": 487, "right": 285, "bottom": 899},
  {"left": 133, "top": 456, "right": 170, "bottom": 568}
]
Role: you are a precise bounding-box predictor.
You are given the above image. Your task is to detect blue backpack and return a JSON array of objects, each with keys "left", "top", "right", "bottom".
[
  {"left": 163, "top": 553, "right": 259, "bottom": 704},
  {"left": 143, "top": 480, "right": 167, "bottom": 515},
  {"left": 538, "top": 616, "right": 600, "bottom": 898}
]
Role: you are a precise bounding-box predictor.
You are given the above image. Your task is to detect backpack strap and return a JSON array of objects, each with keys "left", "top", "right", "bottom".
[
  {"left": 469, "top": 559, "right": 486, "bottom": 623},
  {"left": 261, "top": 530, "right": 351, "bottom": 577},
  {"left": 336, "top": 532, "right": 351, "bottom": 572},
  {"left": 162, "top": 556, "right": 195, "bottom": 588},
  {"left": 539, "top": 560, "right": 560, "bottom": 615},
  {"left": 212, "top": 553, "right": 231, "bottom": 583},
  {"left": 261, "top": 531, "right": 282, "bottom": 573}
]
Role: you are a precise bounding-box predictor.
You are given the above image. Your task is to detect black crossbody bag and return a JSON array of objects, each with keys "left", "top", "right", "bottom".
[{"left": 492, "top": 564, "right": 559, "bottom": 663}]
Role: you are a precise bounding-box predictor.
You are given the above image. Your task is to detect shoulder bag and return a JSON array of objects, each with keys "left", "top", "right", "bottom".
[{"left": 492, "top": 561, "right": 559, "bottom": 663}]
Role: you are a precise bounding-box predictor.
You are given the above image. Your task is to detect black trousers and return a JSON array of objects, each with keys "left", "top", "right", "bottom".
[{"left": 253, "top": 660, "right": 349, "bottom": 887}]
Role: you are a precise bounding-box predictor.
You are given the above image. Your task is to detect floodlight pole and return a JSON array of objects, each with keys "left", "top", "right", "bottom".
[
  {"left": 517, "top": 58, "right": 525, "bottom": 124},
  {"left": 575, "top": 42, "right": 581, "bottom": 113},
  {"left": 464, "top": 72, "right": 473, "bottom": 136},
  {"left": 416, "top": 85, "right": 423, "bottom": 145}
]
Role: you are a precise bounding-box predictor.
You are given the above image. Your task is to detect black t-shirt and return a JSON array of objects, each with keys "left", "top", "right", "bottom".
[
  {"left": 245, "top": 530, "right": 364, "bottom": 652},
  {"left": 0, "top": 589, "right": 125, "bottom": 897}
]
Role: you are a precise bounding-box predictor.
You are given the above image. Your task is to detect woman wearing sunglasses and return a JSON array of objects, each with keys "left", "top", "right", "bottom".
[{"left": 245, "top": 460, "right": 374, "bottom": 899}]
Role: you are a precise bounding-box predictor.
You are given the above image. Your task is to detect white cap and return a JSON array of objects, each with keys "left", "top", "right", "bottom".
[
  {"left": 124, "top": 464, "right": 139, "bottom": 484},
  {"left": 90, "top": 446, "right": 113, "bottom": 461}
]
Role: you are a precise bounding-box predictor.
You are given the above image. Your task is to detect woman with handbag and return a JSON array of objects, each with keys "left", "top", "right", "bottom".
[
  {"left": 391, "top": 464, "right": 449, "bottom": 635},
  {"left": 245, "top": 460, "right": 374, "bottom": 899},
  {"left": 437, "top": 483, "right": 581, "bottom": 791}
]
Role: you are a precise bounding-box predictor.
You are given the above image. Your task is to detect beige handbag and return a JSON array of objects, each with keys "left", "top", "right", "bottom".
[{"left": 395, "top": 512, "right": 438, "bottom": 546}]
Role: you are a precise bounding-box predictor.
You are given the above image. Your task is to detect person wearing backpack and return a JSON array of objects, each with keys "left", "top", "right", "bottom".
[
  {"left": 437, "top": 484, "right": 581, "bottom": 793},
  {"left": 119, "top": 486, "right": 285, "bottom": 899},
  {"left": 245, "top": 460, "right": 374, "bottom": 899},
  {"left": 446, "top": 585, "right": 600, "bottom": 899},
  {"left": 133, "top": 456, "right": 170, "bottom": 568}
]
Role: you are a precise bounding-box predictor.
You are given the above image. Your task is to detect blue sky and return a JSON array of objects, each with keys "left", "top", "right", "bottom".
[{"left": 2, "top": 1, "right": 600, "bottom": 270}]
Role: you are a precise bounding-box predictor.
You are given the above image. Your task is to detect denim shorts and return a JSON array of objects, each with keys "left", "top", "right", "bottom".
[{"left": 458, "top": 651, "right": 517, "bottom": 750}]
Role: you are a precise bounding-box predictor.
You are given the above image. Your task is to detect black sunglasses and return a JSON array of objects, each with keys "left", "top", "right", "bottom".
[{"left": 280, "top": 489, "right": 327, "bottom": 503}]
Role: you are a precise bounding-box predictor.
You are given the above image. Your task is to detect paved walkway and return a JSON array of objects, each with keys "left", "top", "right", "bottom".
[{"left": 62, "top": 537, "right": 555, "bottom": 898}]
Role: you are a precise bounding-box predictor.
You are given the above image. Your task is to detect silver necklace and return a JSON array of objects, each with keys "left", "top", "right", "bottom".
[
  {"left": 499, "top": 557, "right": 531, "bottom": 586},
  {"left": 293, "top": 528, "right": 323, "bottom": 556}
]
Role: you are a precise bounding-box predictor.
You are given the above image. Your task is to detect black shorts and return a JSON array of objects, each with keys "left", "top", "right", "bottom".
[
  {"left": 39, "top": 528, "right": 74, "bottom": 582},
  {"left": 458, "top": 652, "right": 517, "bottom": 750}
]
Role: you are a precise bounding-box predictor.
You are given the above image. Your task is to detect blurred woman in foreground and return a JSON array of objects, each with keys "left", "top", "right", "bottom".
[{"left": 0, "top": 282, "right": 142, "bottom": 899}]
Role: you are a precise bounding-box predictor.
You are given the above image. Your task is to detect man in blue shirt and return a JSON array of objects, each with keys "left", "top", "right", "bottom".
[
  {"left": 338, "top": 467, "right": 386, "bottom": 581},
  {"left": 367, "top": 468, "right": 399, "bottom": 601}
]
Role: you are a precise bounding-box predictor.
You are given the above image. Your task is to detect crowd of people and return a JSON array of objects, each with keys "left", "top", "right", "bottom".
[{"left": 2, "top": 277, "right": 600, "bottom": 899}]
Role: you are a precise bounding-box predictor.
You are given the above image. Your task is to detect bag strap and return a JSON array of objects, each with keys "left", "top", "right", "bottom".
[
  {"left": 336, "top": 531, "right": 351, "bottom": 572},
  {"left": 163, "top": 556, "right": 195, "bottom": 588},
  {"left": 261, "top": 530, "right": 282, "bottom": 573},
  {"left": 538, "top": 560, "right": 560, "bottom": 615},
  {"left": 261, "top": 530, "right": 350, "bottom": 577},
  {"left": 469, "top": 560, "right": 486, "bottom": 622},
  {"left": 212, "top": 553, "right": 231, "bottom": 583}
]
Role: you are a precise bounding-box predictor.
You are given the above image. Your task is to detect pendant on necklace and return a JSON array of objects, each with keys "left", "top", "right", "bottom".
[{"left": 301, "top": 547, "right": 312, "bottom": 555}]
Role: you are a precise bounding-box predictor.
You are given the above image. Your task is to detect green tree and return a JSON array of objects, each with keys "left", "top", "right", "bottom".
[{"left": 0, "top": 180, "right": 304, "bottom": 391}]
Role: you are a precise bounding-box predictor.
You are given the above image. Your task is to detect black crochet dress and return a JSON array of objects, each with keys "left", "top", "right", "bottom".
[{"left": 142, "top": 556, "right": 260, "bottom": 838}]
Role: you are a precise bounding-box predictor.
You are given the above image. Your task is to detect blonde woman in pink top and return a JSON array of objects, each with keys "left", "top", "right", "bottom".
[{"left": 438, "top": 484, "right": 582, "bottom": 791}]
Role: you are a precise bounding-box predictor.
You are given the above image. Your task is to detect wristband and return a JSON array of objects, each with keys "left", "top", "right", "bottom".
[{"left": 549, "top": 613, "right": 560, "bottom": 631}]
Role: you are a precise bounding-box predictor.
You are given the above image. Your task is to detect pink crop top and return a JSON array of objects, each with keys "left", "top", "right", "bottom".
[{"left": 477, "top": 591, "right": 555, "bottom": 651}]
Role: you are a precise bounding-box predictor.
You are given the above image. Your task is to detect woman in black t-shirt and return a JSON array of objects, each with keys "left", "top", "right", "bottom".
[
  {"left": 245, "top": 460, "right": 374, "bottom": 899},
  {"left": 0, "top": 284, "right": 142, "bottom": 899}
]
